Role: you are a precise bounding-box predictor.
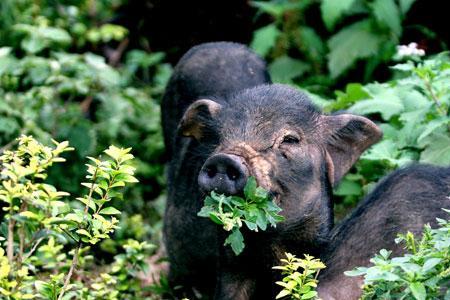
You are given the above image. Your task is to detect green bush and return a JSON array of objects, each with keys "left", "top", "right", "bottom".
[
  {"left": 0, "top": 135, "right": 157, "bottom": 299},
  {"left": 250, "top": 0, "right": 447, "bottom": 95},
  {"left": 273, "top": 253, "right": 326, "bottom": 300},
  {"left": 321, "top": 52, "right": 450, "bottom": 213}
]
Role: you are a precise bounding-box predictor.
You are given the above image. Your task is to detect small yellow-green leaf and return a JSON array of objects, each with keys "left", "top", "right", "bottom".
[
  {"left": 76, "top": 229, "right": 91, "bottom": 237},
  {"left": 99, "top": 207, "right": 121, "bottom": 215},
  {"left": 19, "top": 211, "right": 40, "bottom": 220},
  {"left": 275, "top": 289, "right": 291, "bottom": 299}
]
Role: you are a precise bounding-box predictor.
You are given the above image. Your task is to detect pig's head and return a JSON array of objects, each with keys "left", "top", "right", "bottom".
[{"left": 178, "top": 84, "right": 381, "bottom": 238}]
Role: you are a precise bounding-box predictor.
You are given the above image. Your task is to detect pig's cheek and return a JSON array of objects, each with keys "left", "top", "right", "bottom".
[{"left": 279, "top": 147, "right": 298, "bottom": 161}]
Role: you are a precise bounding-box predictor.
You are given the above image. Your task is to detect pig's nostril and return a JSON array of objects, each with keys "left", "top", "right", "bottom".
[
  {"left": 227, "top": 168, "right": 240, "bottom": 181},
  {"left": 207, "top": 167, "right": 216, "bottom": 178}
]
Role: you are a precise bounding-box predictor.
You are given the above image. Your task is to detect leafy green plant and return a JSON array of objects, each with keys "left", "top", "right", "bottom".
[
  {"left": 249, "top": 0, "right": 446, "bottom": 96},
  {"left": 198, "top": 177, "right": 284, "bottom": 255},
  {"left": 320, "top": 0, "right": 413, "bottom": 79},
  {"left": 273, "top": 252, "right": 326, "bottom": 300},
  {"left": 345, "top": 209, "right": 450, "bottom": 299},
  {"left": 326, "top": 52, "right": 450, "bottom": 212},
  {"left": 0, "top": 135, "right": 158, "bottom": 299},
  {"left": 250, "top": 0, "right": 330, "bottom": 93}
]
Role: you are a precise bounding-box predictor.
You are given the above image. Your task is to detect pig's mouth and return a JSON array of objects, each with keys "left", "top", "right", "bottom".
[{"left": 198, "top": 144, "right": 285, "bottom": 206}]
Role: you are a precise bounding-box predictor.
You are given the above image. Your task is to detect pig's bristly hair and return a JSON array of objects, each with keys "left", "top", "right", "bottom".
[{"left": 214, "top": 84, "right": 322, "bottom": 143}]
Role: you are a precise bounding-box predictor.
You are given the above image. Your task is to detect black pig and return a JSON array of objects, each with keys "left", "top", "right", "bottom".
[{"left": 161, "top": 42, "right": 382, "bottom": 298}]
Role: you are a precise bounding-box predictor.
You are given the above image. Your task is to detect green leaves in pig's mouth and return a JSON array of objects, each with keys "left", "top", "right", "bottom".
[{"left": 197, "top": 176, "right": 285, "bottom": 255}]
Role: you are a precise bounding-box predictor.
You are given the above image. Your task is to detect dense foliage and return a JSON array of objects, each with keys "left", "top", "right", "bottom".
[
  {"left": 249, "top": 0, "right": 445, "bottom": 95},
  {"left": 273, "top": 253, "right": 326, "bottom": 300},
  {"left": 0, "top": 136, "right": 156, "bottom": 299},
  {"left": 324, "top": 53, "right": 450, "bottom": 213}
]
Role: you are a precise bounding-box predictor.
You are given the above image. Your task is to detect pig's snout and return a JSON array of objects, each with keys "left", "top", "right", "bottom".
[{"left": 198, "top": 154, "right": 249, "bottom": 195}]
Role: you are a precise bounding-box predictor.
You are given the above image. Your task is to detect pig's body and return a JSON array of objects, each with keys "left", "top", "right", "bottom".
[{"left": 161, "top": 42, "right": 450, "bottom": 299}]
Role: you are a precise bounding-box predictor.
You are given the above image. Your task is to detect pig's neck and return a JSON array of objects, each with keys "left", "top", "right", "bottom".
[{"left": 274, "top": 171, "right": 334, "bottom": 257}]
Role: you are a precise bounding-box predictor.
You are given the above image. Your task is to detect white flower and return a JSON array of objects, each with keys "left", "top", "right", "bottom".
[{"left": 396, "top": 42, "right": 425, "bottom": 58}]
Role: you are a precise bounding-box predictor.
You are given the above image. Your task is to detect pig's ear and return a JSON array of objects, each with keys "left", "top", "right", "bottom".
[
  {"left": 323, "top": 114, "right": 382, "bottom": 186},
  {"left": 178, "top": 99, "right": 222, "bottom": 140}
]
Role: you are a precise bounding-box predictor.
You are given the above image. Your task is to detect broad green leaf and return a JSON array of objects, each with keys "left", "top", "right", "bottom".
[
  {"left": 399, "top": 0, "right": 417, "bottom": 15},
  {"left": 99, "top": 207, "right": 121, "bottom": 215},
  {"left": 334, "top": 178, "right": 362, "bottom": 196},
  {"left": 298, "top": 27, "right": 326, "bottom": 61},
  {"left": 76, "top": 229, "right": 91, "bottom": 237},
  {"left": 0, "top": 261, "right": 10, "bottom": 279},
  {"left": 344, "top": 267, "right": 368, "bottom": 277},
  {"left": 420, "top": 133, "right": 450, "bottom": 165},
  {"left": 251, "top": 1, "right": 304, "bottom": 18},
  {"left": 321, "top": 0, "right": 357, "bottom": 30},
  {"left": 371, "top": 0, "right": 402, "bottom": 36},
  {"left": 256, "top": 210, "right": 267, "bottom": 230},
  {"left": 275, "top": 289, "right": 291, "bottom": 299},
  {"left": 417, "top": 117, "right": 450, "bottom": 143},
  {"left": 327, "top": 83, "right": 370, "bottom": 111},
  {"left": 76, "top": 197, "right": 97, "bottom": 211},
  {"left": 362, "top": 140, "right": 398, "bottom": 163},
  {"left": 328, "top": 20, "right": 382, "bottom": 78},
  {"left": 39, "top": 27, "right": 71, "bottom": 44},
  {"left": 244, "top": 220, "right": 258, "bottom": 231},
  {"left": 268, "top": 56, "right": 310, "bottom": 83},
  {"left": 250, "top": 24, "right": 280, "bottom": 57},
  {"left": 422, "top": 258, "right": 441, "bottom": 272},
  {"left": 349, "top": 87, "right": 404, "bottom": 120},
  {"left": 301, "top": 290, "right": 318, "bottom": 299},
  {"left": 209, "top": 213, "right": 224, "bottom": 226},
  {"left": 19, "top": 211, "right": 40, "bottom": 220},
  {"left": 224, "top": 229, "right": 245, "bottom": 255},
  {"left": 244, "top": 177, "right": 257, "bottom": 200},
  {"left": 409, "top": 282, "right": 426, "bottom": 300},
  {"left": 21, "top": 36, "right": 46, "bottom": 54}
]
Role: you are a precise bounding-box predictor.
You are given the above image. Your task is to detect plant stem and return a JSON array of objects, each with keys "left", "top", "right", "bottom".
[
  {"left": 59, "top": 165, "right": 99, "bottom": 299},
  {"left": 17, "top": 202, "right": 27, "bottom": 265},
  {"left": 22, "top": 237, "right": 44, "bottom": 261},
  {"left": 424, "top": 79, "right": 446, "bottom": 116},
  {"left": 57, "top": 244, "right": 80, "bottom": 300},
  {"left": 7, "top": 207, "right": 15, "bottom": 264}
]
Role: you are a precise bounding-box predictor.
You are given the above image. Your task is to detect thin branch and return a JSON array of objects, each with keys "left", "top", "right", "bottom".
[
  {"left": 424, "top": 79, "right": 446, "bottom": 116},
  {"left": 58, "top": 166, "right": 99, "bottom": 299},
  {"left": 108, "top": 38, "right": 129, "bottom": 67},
  {"left": 0, "top": 129, "right": 29, "bottom": 155},
  {"left": 7, "top": 216, "right": 15, "bottom": 264},
  {"left": 17, "top": 203, "right": 28, "bottom": 265},
  {"left": 80, "top": 95, "right": 93, "bottom": 114},
  {"left": 22, "top": 237, "right": 45, "bottom": 261},
  {"left": 0, "top": 139, "right": 17, "bottom": 156},
  {"left": 57, "top": 244, "right": 80, "bottom": 300}
]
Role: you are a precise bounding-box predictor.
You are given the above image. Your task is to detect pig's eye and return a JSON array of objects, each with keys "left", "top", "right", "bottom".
[{"left": 282, "top": 135, "right": 300, "bottom": 145}]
